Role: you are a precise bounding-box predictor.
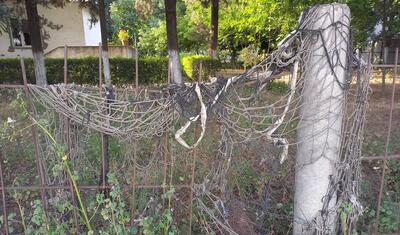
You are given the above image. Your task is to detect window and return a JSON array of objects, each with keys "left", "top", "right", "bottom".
[{"left": 10, "top": 18, "right": 31, "bottom": 47}]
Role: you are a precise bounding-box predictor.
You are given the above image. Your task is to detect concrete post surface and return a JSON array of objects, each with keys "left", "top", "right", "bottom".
[{"left": 293, "top": 3, "right": 350, "bottom": 234}]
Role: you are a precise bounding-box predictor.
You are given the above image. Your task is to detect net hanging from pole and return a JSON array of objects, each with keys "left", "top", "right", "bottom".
[{"left": 25, "top": 4, "right": 370, "bottom": 234}]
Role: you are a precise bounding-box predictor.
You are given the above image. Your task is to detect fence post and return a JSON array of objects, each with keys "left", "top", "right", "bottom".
[
  {"left": 20, "top": 57, "right": 49, "bottom": 215},
  {"left": 374, "top": 47, "right": 398, "bottom": 233},
  {"left": 99, "top": 42, "right": 102, "bottom": 93},
  {"left": 188, "top": 61, "right": 203, "bottom": 234},
  {"left": 293, "top": 4, "right": 350, "bottom": 234},
  {"left": 64, "top": 45, "right": 68, "bottom": 84},
  {"left": 63, "top": 45, "right": 80, "bottom": 232},
  {"left": 0, "top": 151, "right": 9, "bottom": 235}
]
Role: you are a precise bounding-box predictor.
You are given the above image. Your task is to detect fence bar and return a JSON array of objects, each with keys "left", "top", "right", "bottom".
[
  {"left": 188, "top": 61, "right": 203, "bottom": 234},
  {"left": 0, "top": 184, "right": 191, "bottom": 191},
  {"left": 374, "top": 48, "right": 398, "bottom": 233},
  {"left": 0, "top": 84, "right": 25, "bottom": 88},
  {"left": 372, "top": 64, "right": 400, "bottom": 68},
  {"left": 20, "top": 57, "right": 49, "bottom": 212},
  {"left": 0, "top": 151, "right": 9, "bottom": 235},
  {"left": 135, "top": 35, "right": 139, "bottom": 93},
  {"left": 64, "top": 45, "right": 68, "bottom": 84},
  {"left": 131, "top": 35, "right": 139, "bottom": 216},
  {"left": 361, "top": 155, "right": 400, "bottom": 161},
  {"left": 63, "top": 46, "right": 80, "bottom": 233},
  {"left": 99, "top": 42, "right": 103, "bottom": 94}
]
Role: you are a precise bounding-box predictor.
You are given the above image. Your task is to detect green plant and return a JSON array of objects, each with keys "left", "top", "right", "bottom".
[
  {"left": 0, "top": 57, "right": 169, "bottom": 85},
  {"left": 93, "top": 172, "right": 133, "bottom": 234},
  {"left": 267, "top": 81, "right": 289, "bottom": 93},
  {"left": 118, "top": 29, "right": 129, "bottom": 42},
  {"left": 34, "top": 118, "right": 93, "bottom": 233},
  {"left": 181, "top": 55, "right": 221, "bottom": 81},
  {"left": 138, "top": 187, "right": 177, "bottom": 235},
  {"left": 0, "top": 213, "right": 17, "bottom": 234},
  {"left": 379, "top": 198, "right": 399, "bottom": 233},
  {"left": 238, "top": 45, "right": 264, "bottom": 68}
]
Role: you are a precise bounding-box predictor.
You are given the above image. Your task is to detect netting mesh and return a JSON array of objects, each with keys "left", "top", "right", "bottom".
[{"left": 19, "top": 3, "right": 370, "bottom": 234}]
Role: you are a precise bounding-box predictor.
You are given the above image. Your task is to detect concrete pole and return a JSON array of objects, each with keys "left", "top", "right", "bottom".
[{"left": 293, "top": 4, "right": 350, "bottom": 234}]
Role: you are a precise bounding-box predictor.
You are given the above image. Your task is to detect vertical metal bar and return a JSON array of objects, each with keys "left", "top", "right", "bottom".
[
  {"left": 63, "top": 46, "right": 79, "bottom": 233},
  {"left": 131, "top": 35, "right": 139, "bottom": 216},
  {"left": 374, "top": 48, "right": 398, "bottom": 233},
  {"left": 188, "top": 61, "right": 203, "bottom": 234},
  {"left": 20, "top": 57, "right": 48, "bottom": 212},
  {"left": 0, "top": 151, "right": 9, "bottom": 235},
  {"left": 99, "top": 42, "right": 103, "bottom": 94},
  {"left": 63, "top": 45, "right": 68, "bottom": 84},
  {"left": 98, "top": 40, "right": 110, "bottom": 192},
  {"left": 163, "top": 60, "right": 171, "bottom": 196},
  {"left": 135, "top": 35, "right": 139, "bottom": 93}
]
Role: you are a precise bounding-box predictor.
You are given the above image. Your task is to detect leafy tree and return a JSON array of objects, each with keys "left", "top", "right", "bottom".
[
  {"left": 208, "top": 0, "right": 218, "bottom": 58},
  {"left": 110, "top": 0, "right": 140, "bottom": 41},
  {"left": 138, "top": 21, "right": 168, "bottom": 55},
  {"left": 165, "top": 0, "right": 183, "bottom": 84},
  {"left": 25, "top": 0, "right": 50, "bottom": 86}
]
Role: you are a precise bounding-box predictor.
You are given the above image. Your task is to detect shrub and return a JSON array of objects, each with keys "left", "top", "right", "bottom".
[
  {"left": 0, "top": 56, "right": 221, "bottom": 85},
  {"left": 238, "top": 45, "right": 264, "bottom": 68},
  {"left": 181, "top": 55, "right": 221, "bottom": 81},
  {"left": 0, "top": 57, "right": 169, "bottom": 85}
]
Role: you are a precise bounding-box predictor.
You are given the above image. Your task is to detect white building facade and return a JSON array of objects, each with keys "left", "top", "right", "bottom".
[{"left": 0, "top": 0, "right": 101, "bottom": 58}]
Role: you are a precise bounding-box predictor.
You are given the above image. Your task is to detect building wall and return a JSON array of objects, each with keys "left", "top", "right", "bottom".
[
  {"left": 45, "top": 46, "right": 136, "bottom": 58},
  {"left": 0, "top": 2, "right": 96, "bottom": 58},
  {"left": 82, "top": 9, "right": 101, "bottom": 46}
]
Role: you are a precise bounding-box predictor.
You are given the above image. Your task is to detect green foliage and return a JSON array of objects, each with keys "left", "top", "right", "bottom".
[
  {"left": 93, "top": 173, "right": 134, "bottom": 234},
  {"left": 181, "top": 55, "right": 221, "bottom": 81},
  {"left": 0, "top": 57, "right": 169, "bottom": 85},
  {"left": 0, "top": 56, "right": 223, "bottom": 85},
  {"left": 238, "top": 45, "right": 265, "bottom": 68},
  {"left": 379, "top": 198, "right": 400, "bottom": 233},
  {"left": 138, "top": 188, "right": 177, "bottom": 235},
  {"left": 138, "top": 22, "right": 168, "bottom": 55},
  {"left": 267, "top": 81, "right": 289, "bottom": 93}
]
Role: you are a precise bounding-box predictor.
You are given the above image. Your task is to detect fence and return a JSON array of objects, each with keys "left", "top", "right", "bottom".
[{"left": 0, "top": 48, "right": 398, "bottom": 234}]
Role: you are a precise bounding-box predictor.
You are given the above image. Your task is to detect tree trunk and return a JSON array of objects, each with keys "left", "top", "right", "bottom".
[
  {"left": 164, "top": 0, "right": 182, "bottom": 84},
  {"left": 293, "top": 4, "right": 350, "bottom": 234},
  {"left": 99, "top": 0, "right": 111, "bottom": 193},
  {"left": 25, "top": 0, "right": 47, "bottom": 86},
  {"left": 208, "top": 0, "right": 218, "bottom": 59},
  {"left": 99, "top": 0, "right": 111, "bottom": 88}
]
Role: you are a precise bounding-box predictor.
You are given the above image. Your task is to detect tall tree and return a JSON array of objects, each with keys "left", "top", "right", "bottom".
[
  {"left": 98, "top": 0, "right": 112, "bottom": 191},
  {"left": 164, "top": 0, "right": 182, "bottom": 84},
  {"left": 208, "top": 0, "right": 218, "bottom": 59},
  {"left": 25, "top": 0, "right": 47, "bottom": 86},
  {"left": 99, "top": 0, "right": 112, "bottom": 87}
]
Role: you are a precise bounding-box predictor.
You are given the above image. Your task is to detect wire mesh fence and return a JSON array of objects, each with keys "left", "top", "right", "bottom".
[{"left": 0, "top": 6, "right": 399, "bottom": 235}]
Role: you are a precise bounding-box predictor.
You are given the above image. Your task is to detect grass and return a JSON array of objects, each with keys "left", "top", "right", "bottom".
[{"left": 0, "top": 79, "right": 399, "bottom": 234}]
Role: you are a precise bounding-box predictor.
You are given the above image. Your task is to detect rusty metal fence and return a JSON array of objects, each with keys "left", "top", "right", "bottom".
[{"left": 0, "top": 48, "right": 398, "bottom": 234}]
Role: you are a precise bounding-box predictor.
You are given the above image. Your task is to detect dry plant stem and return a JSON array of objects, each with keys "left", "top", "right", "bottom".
[{"left": 33, "top": 118, "right": 93, "bottom": 232}]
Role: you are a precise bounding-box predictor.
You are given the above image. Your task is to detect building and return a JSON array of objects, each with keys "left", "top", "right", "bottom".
[{"left": 0, "top": 0, "right": 101, "bottom": 58}]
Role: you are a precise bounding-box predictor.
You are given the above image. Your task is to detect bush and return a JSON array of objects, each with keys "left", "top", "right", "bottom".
[
  {"left": 238, "top": 45, "right": 264, "bottom": 68},
  {"left": 0, "top": 56, "right": 222, "bottom": 85},
  {"left": 0, "top": 57, "right": 169, "bottom": 85},
  {"left": 181, "top": 55, "right": 221, "bottom": 81}
]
